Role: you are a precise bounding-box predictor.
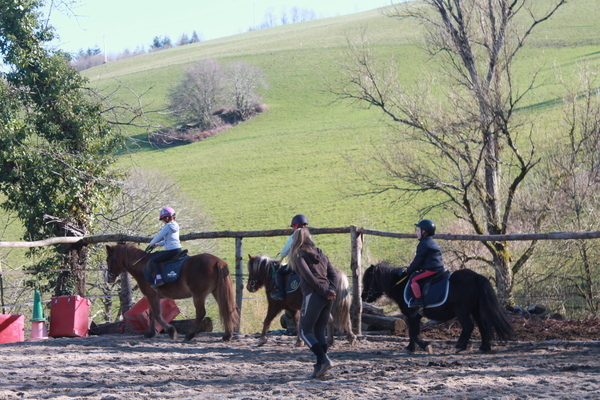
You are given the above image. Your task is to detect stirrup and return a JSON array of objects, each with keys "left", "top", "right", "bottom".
[
  {"left": 151, "top": 279, "right": 165, "bottom": 288},
  {"left": 270, "top": 291, "right": 284, "bottom": 301}
]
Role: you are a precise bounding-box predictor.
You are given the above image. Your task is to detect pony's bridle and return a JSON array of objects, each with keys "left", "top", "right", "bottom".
[
  {"left": 247, "top": 257, "right": 273, "bottom": 292},
  {"left": 363, "top": 266, "right": 388, "bottom": 302},
  {"left": 247, "top": 275, "right": 262, "bottom": 292},
  {"left": 105, "top": 247, "right": 139, "bottom": 283},
  {"left": 105, "top": 252, "right": 119, "bottom": 283}
]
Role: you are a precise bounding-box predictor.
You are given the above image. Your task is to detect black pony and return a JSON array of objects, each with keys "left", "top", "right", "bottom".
[{"left": 362, "top": 262, "right": 514, "bottom": 353}]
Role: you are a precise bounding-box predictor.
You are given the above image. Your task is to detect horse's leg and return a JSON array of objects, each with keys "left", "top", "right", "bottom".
[
  {"left": 326, "top": 315, "right": 334, "bottom": 347},
  {"left": 472, "top": 310, "right": 493, "bottom": 353},
  {"left": 406, "top": 314, "right": 432, "bottom": 353},
  {"left": 293, "top": 309, "right": 302, "bottom": 347},
  {"left": 257, "top": 302, "right": 281, "bottom": 346},
  {"left": 345, "top": 318, "right": 357, "bottom": 346},
  {"left": 185, "top": 295, "right": 207, "bottom": 342},
  {"left": 454, "top": 308, "right": 475, "bottom": 353},
  {"left": 147, "top": 295, "right": 177, "bottom": 340}
]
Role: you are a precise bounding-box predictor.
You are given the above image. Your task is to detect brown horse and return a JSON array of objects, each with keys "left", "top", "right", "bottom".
[
  {"left": 105, "top": 244, "right": 239, "bottom": 342},
  {"left": 246, "top": 254, "right": 356, "bottom": 347}
]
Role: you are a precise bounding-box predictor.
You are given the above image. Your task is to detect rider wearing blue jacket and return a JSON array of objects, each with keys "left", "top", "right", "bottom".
[{"left": 407, "top": 219, "right": 445, "bottom": 306}]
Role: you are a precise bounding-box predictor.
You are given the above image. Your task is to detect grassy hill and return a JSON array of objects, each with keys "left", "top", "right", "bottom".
[{"left": 77, "top": 0, "right": 600, "bottom": 271}]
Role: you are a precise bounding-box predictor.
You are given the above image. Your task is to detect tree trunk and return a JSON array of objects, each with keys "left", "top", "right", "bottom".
[
  {"left": 69, "top": 242, "right": 88, "bottom": 297},
  {"left": 119, "top": 271, "right": 133, "bottom": 319},
  {"left": 493, "top": 243, "right": 513, "bottom": 300}
]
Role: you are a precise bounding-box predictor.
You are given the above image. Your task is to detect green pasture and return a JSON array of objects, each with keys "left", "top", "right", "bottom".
[{"left": 2, "top": 1, "right": 600, "bottom": 332}]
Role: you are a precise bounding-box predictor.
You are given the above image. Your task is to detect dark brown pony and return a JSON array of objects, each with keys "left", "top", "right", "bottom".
[
  {"left": 246, "top": 254, "right": 356, "bottom": 347},
  {"left": 105, "top": 244, "right": 239, "bottom": 342}
]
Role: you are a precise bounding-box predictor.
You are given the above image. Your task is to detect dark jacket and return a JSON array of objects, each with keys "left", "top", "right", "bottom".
[
  {"left": 406, "top": 236, "right": 445, "bottom": 276},
  {"left": 292, "top": 248, "right": 337, "bottom": 298}
]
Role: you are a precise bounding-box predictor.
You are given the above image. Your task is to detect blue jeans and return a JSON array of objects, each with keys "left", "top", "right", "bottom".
[
  {"left": 150, "top": 248, "right": 181, "bottom": 276},
  {"left": 299, "top": 292, "right": 333, "bottom": 349}
]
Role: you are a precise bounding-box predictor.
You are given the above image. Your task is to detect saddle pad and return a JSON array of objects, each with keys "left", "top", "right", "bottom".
[
  {"left": 404, "top": 272, "right": 452, "bottom": 308},
  {"left": 285, "top": 273, "right": 301, "bottom": 294},
  {"left": 144, "top": 255, "right": 189, "bottom": 284}
]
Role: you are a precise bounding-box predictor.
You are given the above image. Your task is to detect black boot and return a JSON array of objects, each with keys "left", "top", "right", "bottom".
[
  {"left": 310, "top": 344, "right": 333, "bottom": 378},
  {"left": 270, "top": 269, "right": 285, "bottom": 301}
]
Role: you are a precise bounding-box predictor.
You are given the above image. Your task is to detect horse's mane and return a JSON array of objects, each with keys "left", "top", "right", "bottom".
[
  {"left": 373, "top": 261, "right": 405, "bottom": 287},
  {"left": 248, "top": 255, "right": 276, "bottom": 277}
]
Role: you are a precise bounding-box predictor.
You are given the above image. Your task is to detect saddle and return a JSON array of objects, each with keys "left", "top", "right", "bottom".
[
  {"left": 285, "top": 273, "right": 301, "bottom": 295},
  {"left": 404, "top": 269, "right": 451, "bottom": 309},
  {"left": 144, "top": 249, "right": 189, "bottom": 284}
]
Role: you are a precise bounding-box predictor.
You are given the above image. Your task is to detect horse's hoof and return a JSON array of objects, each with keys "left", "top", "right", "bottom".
[
  {"left": 348, "top": 335, "right": 358, "bottom": 347},
  {"left": 222, "top": 333, "right": 232, "bottom": 342},
  {"left": 425, "top": 344, "right": 434, "bottom": 354},
  {"left": 144, "top": 331, "right": 156, "bottom": 339},
  {"left": 184, "top": 334, "right": 194, "bottom": 341},
  {"left": 295, "top": 341, "right": 303, "bottom": 348},
  {"left": 167, "top": 327, "right": 178, "bottom": 340},
  {"left": 455, "top": 348, "right": 466, "bottom": 354}
]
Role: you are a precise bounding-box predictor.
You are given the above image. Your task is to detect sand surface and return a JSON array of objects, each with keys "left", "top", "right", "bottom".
[{"left": 1, "top": 323, "right": 599, "bottom": 400}]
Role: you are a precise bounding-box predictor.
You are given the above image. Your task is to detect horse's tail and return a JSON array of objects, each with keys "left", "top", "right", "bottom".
[
  {"left": 477, "top": 275, "right": 515, "bottom": 342},
  {"left": 332, "top": 270, "right": 353, "bottom": 334},
  {"left": 214, "top": 260, "right": 240, "bottom": 337}
]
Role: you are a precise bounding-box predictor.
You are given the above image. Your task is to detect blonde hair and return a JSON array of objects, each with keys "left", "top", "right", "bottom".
[{"left": 288, "top": 227, "right": 315, "bottom": 272}]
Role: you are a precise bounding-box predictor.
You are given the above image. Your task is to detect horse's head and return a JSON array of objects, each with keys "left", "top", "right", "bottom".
[
  {"left": 362, "top": 264, "right": 384, "bottom": 303},
  {"left": 105, "top": 244, "right": 125, "bottom": 283},
  {"left": 246, "top": 254, "right": 274, "bottom": 293}
]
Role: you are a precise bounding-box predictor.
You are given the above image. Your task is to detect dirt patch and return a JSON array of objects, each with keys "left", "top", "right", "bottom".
[
  {"left": 420, "top": 316, "right": 600, "bottom": 342},
  {"left": 0, "top": 318, "right": 598, "bottom": 400}
]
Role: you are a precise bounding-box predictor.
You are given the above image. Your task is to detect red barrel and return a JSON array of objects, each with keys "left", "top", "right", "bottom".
[
  {"left": 124, "top": 297, "right": 180, "bottom": 333},
  {"left": 0, "top": 314, "right": 25, "bottom": 343},
  {"left": 49, "top": 295, "right": 90, "bottom": 338}
]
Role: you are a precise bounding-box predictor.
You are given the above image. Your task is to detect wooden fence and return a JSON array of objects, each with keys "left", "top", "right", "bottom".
[{"left": 2, "top": 227, "right": 600, "bottom": 334}]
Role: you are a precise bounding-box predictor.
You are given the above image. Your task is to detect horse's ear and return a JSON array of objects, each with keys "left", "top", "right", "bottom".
[
  {"left": 106, "top": 245, "right": 112, "bottom": 253},
  {"left": 248, "top": 254, "right": 254, "bottom": 261}
]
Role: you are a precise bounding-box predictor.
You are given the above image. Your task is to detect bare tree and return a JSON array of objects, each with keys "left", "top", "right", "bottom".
[
  {"left": 168, "top": 59, "right": 225, "bottom": 130},
  {"left": 223, "top": 61, "right": 267, "bottom": 120},
  {"left": 530, "top": 65, "right": 600, "bottom": 314},
  {"left": 332, "top": 0, "right": 569, "bottom": 298}
]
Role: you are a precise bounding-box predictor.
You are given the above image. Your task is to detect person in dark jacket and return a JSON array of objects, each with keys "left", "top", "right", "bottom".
[
  {"left": 407, "top": 219, "right": 445, "bottom": 307},
  {"left": 289, "top": 227, "right": 337, "bottom": 378}
]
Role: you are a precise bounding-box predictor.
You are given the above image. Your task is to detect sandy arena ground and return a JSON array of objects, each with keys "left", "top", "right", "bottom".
[{"left": 1, "top": 321, "right": 599, "bottom": 400}]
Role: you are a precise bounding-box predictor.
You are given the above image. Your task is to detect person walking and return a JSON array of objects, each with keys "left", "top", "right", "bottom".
[
  {"left": 289, "top": 227, "right": 337, "bottom": 378},
  {"left": 147, "top": 207, "right": 181, "bottom": 288}
]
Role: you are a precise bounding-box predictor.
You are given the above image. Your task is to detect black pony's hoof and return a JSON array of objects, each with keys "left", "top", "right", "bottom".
[
  {"left": 455, "top": 347, "right": 467, "bottom": 354},
  {"left": 144, "top": 330, "right": 156, "bottom": 339},
  {"left": 167, "top": 326, "right": 178, "bottom": 340},
  {"left": 184, "top": 333, "right": 195, "bottom": 341}
]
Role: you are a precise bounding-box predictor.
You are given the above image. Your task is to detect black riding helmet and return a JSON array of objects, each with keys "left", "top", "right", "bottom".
[
  {"left": 415, "top": 219, "right": 436, "bottom": 236},
  {"left": 291, "top": 214, "right": 308, "bottom": 226}
]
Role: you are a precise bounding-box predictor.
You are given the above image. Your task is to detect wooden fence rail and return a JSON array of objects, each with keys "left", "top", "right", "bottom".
[{"left": 2, "top": 228, "right": 600, "bottom": 335}]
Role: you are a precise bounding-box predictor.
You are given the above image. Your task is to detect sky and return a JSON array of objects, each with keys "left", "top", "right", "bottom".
[{"left": 45, "top": 0, "right": 394, "bottom": 55}]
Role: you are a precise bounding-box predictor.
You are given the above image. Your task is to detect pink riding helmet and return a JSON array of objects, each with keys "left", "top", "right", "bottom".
[{"left": 159, "top": 207, "right": 176, "bottom": 220}]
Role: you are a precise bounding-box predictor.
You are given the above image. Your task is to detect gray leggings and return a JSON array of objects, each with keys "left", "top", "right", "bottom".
[{"left": 299, "top": 292, "right": 333, "bottom": 348}]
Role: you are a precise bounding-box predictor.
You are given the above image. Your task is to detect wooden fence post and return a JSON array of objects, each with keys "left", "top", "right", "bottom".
[
  {"left": 235, "top": 237, "right": 244, "bottom": 332},
  {"left": 350, "top": 225, "right": 363, "bottom": 335}
]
